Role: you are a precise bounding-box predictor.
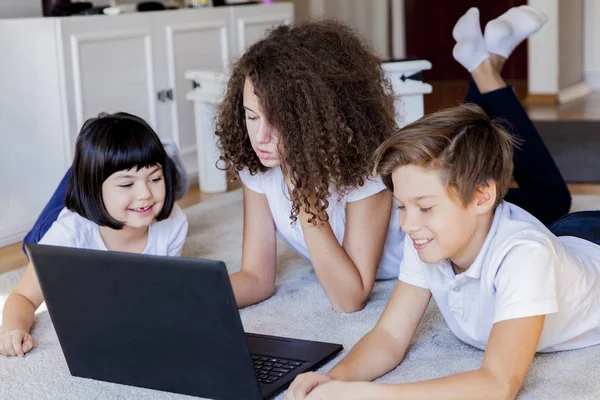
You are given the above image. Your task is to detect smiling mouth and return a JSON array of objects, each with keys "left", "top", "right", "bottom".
[
  {"left": 413, "top": 238, "right": 432, "bottom": 245},
  {"left": 129, "top": 205, "right": 153, "bottom": 213}
]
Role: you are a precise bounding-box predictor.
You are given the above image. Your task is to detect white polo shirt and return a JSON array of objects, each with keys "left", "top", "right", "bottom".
[
  {"left": 399, "top": 201, "right": 600, "bottom": 352},
  {"left": 239, "top": 167, "right": 403, "bottom": 280}
]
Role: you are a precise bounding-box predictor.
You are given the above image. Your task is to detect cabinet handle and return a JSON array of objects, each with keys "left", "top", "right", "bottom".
[{"left": 157, "top": 89, "right": 174, "bottom": 102}]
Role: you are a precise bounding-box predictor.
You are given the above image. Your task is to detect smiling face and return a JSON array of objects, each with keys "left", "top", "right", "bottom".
[
  {"left": 243, "top": 77, "right": 283, "bottom": 167},
  {"left": 392, "top": 164, "right": 495, "bottom": 270},
  {"left": 101, "top": 165, "right": 166, "bottom": 230}
]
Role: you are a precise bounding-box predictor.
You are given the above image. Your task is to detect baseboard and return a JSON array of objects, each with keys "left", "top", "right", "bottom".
[
  {"left": 524, "top": 93, "right": 558, "bottom": 105},
  {"left": 0, "top": 221, "right": 33, "bottom": 248},
  {"left": 558, "top": 81, "right": 592, "bottom": 104}
]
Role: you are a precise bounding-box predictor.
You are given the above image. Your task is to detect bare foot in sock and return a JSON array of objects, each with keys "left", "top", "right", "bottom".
[
  {"left": 452, "top": 7, "right": 489, "bottom": 72},
  {"left": 484, "top": 5, "right": 548, "bottom": 59}
]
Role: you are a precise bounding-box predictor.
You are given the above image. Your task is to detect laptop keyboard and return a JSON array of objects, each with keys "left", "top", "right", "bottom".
[{"left": 251, "top": 355, "right": 304, "bottom": 384}]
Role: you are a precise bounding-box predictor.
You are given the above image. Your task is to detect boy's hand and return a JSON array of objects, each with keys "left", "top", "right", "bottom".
[
  {"left": 0, "top": 329, "right": 35, "bottom": 357},
  {"left": 285, "top": 372, "right": 332, "bottom": 400}
]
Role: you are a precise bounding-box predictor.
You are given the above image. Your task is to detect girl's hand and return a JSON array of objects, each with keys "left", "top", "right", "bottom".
[
  {"left": 0, "top": 329, "right": 35, "bottom": 357},
  {"left": 285, "top": 372, "right": 332, "bottom": 400}
]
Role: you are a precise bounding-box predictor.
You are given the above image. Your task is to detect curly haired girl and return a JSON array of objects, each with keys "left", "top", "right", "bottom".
[{"left": 215, "top": 20, "right": 402, "bottom": 312}]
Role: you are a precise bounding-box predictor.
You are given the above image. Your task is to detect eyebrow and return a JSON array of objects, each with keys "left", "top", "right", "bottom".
[
  {"left": 393, "top": 195, "right": 439, "bottom": 202},
  {"left": 115, "top": 166, "right": 161, "bottom": 179},
  {"left": 243, "top": 106, "right": 257, "bottom": 114}
]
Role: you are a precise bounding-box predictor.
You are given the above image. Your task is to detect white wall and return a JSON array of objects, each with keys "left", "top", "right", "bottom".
[
  {"left": 528, "top": 0, "right": 589, "bottom": 101},
  {"left": 528, "top": 0, "right": 559, "bottom": 94},
  {"left": 294, "top": 0, "right": 390, "bottom": 59},
  {"left": 558, "top": 0, "right": 583, "bottom": 89},
  {"left": 584, "top": 0, "right": 600, "bottom": 89},
  {"left": 0, "top": 0, "right": 42, "bottom": 18}
]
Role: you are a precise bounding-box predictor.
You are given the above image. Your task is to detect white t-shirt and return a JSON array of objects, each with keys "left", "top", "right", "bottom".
[
  {"left": 39, "top": 204, "right": 188, "bottom": 257},
  {"left": 399, "top": 201, "right": 600, "bottom": 352},
  {"left": 239, "top": 167, "right": 403, "bottom": 279}
]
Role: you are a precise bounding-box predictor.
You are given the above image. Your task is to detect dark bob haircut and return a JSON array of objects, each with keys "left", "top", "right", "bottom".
[{"left": 65, "top": 112, "right": 177, "bottom": 229}]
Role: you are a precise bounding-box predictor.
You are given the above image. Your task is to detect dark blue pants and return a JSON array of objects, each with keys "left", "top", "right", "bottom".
[
  {"left": 466, "top": 80, "right": 572, "bottom": 226},
  {"left": 22, "top": 168, "right": 72, "bottom": 254}
]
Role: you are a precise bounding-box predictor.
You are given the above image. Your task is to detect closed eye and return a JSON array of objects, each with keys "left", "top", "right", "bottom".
[
  {"left": 420, "top": 207, "right": 433, "bottom": 213},
  {"left": 119, "top": 183, "right": 133, "bottom": 188}
]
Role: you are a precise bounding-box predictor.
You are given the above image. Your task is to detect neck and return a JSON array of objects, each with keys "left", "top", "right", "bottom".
[
  {"left": 99, "top": 224, "right": 149, "bottom": 253},
  {"left": 450, "top": 211, "right": 495, "bottom": 273}
]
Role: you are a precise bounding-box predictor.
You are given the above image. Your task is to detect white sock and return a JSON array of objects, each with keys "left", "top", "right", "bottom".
[
  {"left": 484, "top": 5, "right": 548, "bottom": 58},
  {"left": 452, "top": 7, "right": 489, "bottom": 72}
]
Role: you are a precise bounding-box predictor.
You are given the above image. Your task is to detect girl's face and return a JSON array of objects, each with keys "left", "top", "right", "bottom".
[
  {"left": 243, "top": 77, "right": 282, "bottom": 167},
  {"left": 102, "top": 165, "right": 166, "bottom": 230}
]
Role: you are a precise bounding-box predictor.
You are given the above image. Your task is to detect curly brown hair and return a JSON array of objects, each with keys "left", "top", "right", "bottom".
[{"left": 215, "top": 20, "right": 397, "bottom": 224}]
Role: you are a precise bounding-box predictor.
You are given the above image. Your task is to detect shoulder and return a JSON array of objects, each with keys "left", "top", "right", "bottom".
[
  {"left": 155, "top": 204, "right": 188, "bottom": 232},
  {"left": 480, "top": 203, "right": 559, "bottom": 285},
  {"left": 238, "top": 168, "right": 277, "bottom": 194},
  {"left": 38, "top": 208, "right": 98, "bottom": 247},
  {"left": 346, "top": 175, "right": 387, "bottom": 203},
  {"left": 486, "top": 202, "right": 556, "bottom": 261}
]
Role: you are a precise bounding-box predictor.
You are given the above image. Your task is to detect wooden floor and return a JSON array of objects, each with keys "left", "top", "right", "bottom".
[
  {"left": 2, "top": 91, "right": 600, "bottom": 275},
  {"left": 527, "top": 91, "right": 600, "bottom": 121}
]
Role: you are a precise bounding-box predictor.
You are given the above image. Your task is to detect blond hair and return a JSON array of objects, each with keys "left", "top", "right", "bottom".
[{"left": 373, "top": 104, "right": 517, "bottom": 208}]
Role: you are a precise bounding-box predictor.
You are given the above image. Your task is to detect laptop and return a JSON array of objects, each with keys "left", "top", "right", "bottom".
[{"left": 26, "top": 244, "right": 343, "bottom": 400}]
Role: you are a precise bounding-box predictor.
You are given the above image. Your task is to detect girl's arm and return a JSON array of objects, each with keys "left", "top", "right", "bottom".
[
  {"left": 299, "top": 190, "right": 393, "bottom": 312},
  {"left": 286, "top": 281, "right": 431, "bottom": 399},
  {"left": 1, "top": 263, "right": 44, "bottom": 356},
  {"left": 229, "top": 184, "right": 278, "bottom": 308},
  {"left": 301, "top": 315, "right": 545, "bottom": 400}
]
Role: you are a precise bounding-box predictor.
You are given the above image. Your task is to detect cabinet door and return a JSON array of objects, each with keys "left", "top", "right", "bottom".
[
  {"left": 155, "top": 8, "right": 231, "bottom": 175},
  {"left": 0, "top": 19, "right": 68, "bottom": 246},
  {"left": 230, "top": 3, "right": 294, "bottom": 58},
  {"left": 59, "top": 14, "right": 159, "bottom": 154}
]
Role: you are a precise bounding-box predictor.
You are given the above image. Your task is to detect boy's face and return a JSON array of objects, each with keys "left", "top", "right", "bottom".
[{"left": 392, "top": 165, "right": 492, "bottom": 269}]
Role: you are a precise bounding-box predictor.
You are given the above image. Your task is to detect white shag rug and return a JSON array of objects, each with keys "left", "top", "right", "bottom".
[{"left": 1, "top": 190, "right": 600, "bottom": 399}]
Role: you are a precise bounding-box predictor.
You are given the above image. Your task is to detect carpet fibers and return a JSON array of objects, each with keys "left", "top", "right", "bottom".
[{"left": 1, "top": 189, "right": 600, "bottom": 399}]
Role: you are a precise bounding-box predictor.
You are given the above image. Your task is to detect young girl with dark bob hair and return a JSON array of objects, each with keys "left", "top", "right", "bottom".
[{"left": 1, "top": 112, "right": 188, "bottom": 357}]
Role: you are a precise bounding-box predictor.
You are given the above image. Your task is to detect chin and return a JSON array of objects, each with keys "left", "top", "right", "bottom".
[
  {"left": 417, "top": 252, "right": 445, "bottom": 265},
  {"left": 259, "top": 158, "right": 281, "bottom": 168}
]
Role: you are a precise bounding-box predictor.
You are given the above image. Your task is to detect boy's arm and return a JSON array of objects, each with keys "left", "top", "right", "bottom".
[
  {"left": 285, "top": 281, "right": 431, "bottom": 399},
  {"left": 344, "top": 315, "right": 545, "bottom": 400},
  {"left": 328, "top": 280, "right": 431, "bottom": 381}
]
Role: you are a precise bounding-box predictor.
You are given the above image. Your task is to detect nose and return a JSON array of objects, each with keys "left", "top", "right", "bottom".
[
  {"left": 255, "top": 121, "right": 272, "bottom": 145},
  {"left": 400, "top": 209, "right": 422, "bottom": 234},
  {"left": 136, "top": 182, "right": 152, "bottom": 200}
]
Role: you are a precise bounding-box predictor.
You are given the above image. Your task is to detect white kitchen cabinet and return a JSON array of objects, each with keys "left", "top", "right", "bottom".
[{"left": 0, "top": 3, "right": 293, "bottom": 247}]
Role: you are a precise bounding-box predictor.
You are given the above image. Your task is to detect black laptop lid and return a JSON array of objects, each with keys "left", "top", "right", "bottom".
[{"left": 27, "top": 244, "right": 262, "bottom": 400}]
